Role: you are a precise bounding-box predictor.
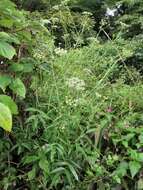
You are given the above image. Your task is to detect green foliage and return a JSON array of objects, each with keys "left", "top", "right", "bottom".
[
  {"left": 0, "top": 41, "right": 16, "bottom": 60},
  {"left": 9, "top": 78, "right": 26, "bottom": 98},
  {"left": 0, "top": 0, "right": 54, "bottom": 131},
  {"left": 0, "top": 0, "right": 143, "bottom": 189},
  {"left": 0, "top": 95, "right": 18, "bottom": 115},
  {"left": 0, "top": 103, "right": 12, "bottom": 132}
]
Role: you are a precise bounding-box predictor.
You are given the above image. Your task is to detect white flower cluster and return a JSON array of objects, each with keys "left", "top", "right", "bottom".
[
  {"left": 106, "top": 7, "right": 117, "bottom": 17},
  {"left": 59, "top": 125, "right": 66, "bottom": 130},
  {"left": 55, "top": 47, "right": 67, "bottom": 56},
  {"left": 61, "top": 0, "right": 71, "bottom": 5},
  {"left": 52, "top": 5, "right": 59, "bottom": 10},
  {"left": 105, "top": 5, "right": 123, "bottom": 17},
  {"left": 65, "top": 96, "right": 84, "bottom": 107},
  {"left": 66, "top": 77, "right": 85, "bottom": 91},
  {"left": 33, "top": 49, "right": 46, "bottom": 60},
  {"left": 82, "top": 11, "right": 93, "bottom": 16}
]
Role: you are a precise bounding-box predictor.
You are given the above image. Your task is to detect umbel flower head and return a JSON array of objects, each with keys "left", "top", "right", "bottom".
[{"left": 66, "top": 77, "right": 85, "bottom": 91}]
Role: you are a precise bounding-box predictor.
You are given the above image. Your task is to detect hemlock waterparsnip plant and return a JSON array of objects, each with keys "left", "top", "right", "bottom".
[{"left": 0, "top": 0, "right": 143, "bottom": 189}]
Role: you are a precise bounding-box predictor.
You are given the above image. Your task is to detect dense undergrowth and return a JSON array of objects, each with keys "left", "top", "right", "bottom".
[{"left": 0, "top": 0, "right": 143, "bottom": 189}]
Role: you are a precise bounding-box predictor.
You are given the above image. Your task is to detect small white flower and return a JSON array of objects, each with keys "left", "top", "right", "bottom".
[
  {"left": 51, "top": 17, "right": 60, "bottom": 23},
  {"left": 65, "top": 96, "right": 84, "bottom": 107},
  {"left": 105, "top": 8, "right": 117, "bottom": 17},
  {"left": 42, "top": 19, "right": 51, "bottom": 26},
  {"left": 52, "top": 5, "right": 59, "bottom": 10},
  {"left": 95, "top": 92, "right": 102, "bottom": 98},
  {"left": 66, "top": 77, "right": 85, "bottom": 91},
  {"left": 42, "top": 144, "right": 49, "bottom": 150},
  {"left": 55, "top": 47, "right": 67, "bottom": 56},
  {"left": 82, "top": 11, "right": 93, "bottom": 16},
  {"left": 59, "top": 125, "right": 66, "bottom": 130}
]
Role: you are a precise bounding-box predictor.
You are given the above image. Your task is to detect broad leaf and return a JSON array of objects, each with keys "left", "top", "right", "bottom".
[
  {"left": 0, "top": 41, "right": 16, "bottom": 59},
  {"left": 28, "top": 167, "right": 36, "bottom": 180},
  {"left": 129, "top": 161, "right": 141, "bottom": 178},
  {"left": 39, "top": 159, "right": 49, "bottom": 173},
  {"left": 0, "top": 32, "right": 10, "bottom": 40},
  {"left": 0, "top": 95, "right": 18, "bottom": 115},
  {"left": 115, "top": 161, "right": 128, "bottom": 177},
  {"left": 9, "top": 64, "right": 24, "bottom": 72},
  {"left": 10, "top": 78, "right": 26, "bottom": 98},
  {"left": 0, "top": 102, "right": 12, "bottom": 132},
  {"left": 0, "top": 32, "right": 19, "bottom": 44},
  {"left": 0, "top": 75, "right": 11, "bottom": 92},
  {"left": 0, "top": 19, "right": 14, "bottom": 28},
  {"left": 137, "top": 178, "right": 143, "bottom": 190},
  {"left": 23, "top": 64, "right": 34, "bottom": 73}
]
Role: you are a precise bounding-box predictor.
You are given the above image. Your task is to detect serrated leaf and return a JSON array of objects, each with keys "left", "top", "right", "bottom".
[
  {"left": 0, "top": 75, "right": 12, "bottom": 92},
  {"left": 0, "top": 32, "right": 20, "bottom": 44},
  {"left": 28, "top": 167, "right": 36, "bottom": 180},
  {"left": 129, "top": 161, "right": 141, "bottom": 178},
  {"left": 39, "top": 159, "right": 49, "bottom": 173},
  {"left": 0, "top": 95, "right": 18, "bottom": 115},
  {"left": 0, "top": 19, "right": 14, "bottom": 28},
  {"left": 0, "top": 32, "right": 10, "bottom": 40},
  {"left": 0, "top": 102, "right": 12, "bottom": 132},
  {"left": 0, "top": 41, "right": 16, "bottom": 59},
  {"left": 10, "top": 78, "right": 26, "bottom": 98}
]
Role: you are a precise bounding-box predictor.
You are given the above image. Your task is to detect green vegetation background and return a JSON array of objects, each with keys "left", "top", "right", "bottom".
[{"left": 0, "top": 0, "right": 143, "bottom": 189}]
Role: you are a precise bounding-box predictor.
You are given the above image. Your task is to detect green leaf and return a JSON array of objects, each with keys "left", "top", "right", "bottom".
[
  {"left": 115, "top": 161, "right": 128, "bottom": 177},
  {"left": 51, "top": 167, "right": 65, "bottom": 174},
  {"left": 114, "top": 175, "right": 121, "bottom": 184},
  {"left": 68, "top": 164, "right": 79, "bottom": 181},
  {"left": 9, "top": 63, "right": 34, "bottom": 73},
  {"left": 23, "top": 156, "right": 39, "bottom": 164},
  {"left": 0, "top": 41, "right": 16, "bottom": 59},
  {"left": 129, "top": 161, "right": 141, "bottom": 178},
  {"left": 139, "top": 135, "right": 143, "bottom": 143},
  {"left": 0, "top": 75, "right": 12, "bottom": 92},
  {"left": 0, "top": 102, "right": 12, "bottom": 132},
  {"left": 0, "top": 19, "right": 14, "bottom": 28},
  {"left": 137, "top": 178, "right": 143, "bottom": 190},
  {"left": 22, "top": 64, "right": 34, "bottom": 73},
  {"left": 0, "top": 32, "right": 20, "bottom": 44},
  {"left": 65, "top": 169, "right": 73, "bottom": 185},
  {"left": 39, "top": 159, "right": 49, "bottom": 173},
  {"left": 0, "top": 32, "right": 11, "bottom": 41},
  {"left": 138, "top": 153, "right": 143, "bottom": 162},
  {"left": 9, "top": 64, "right": 24, "bottom": 72},
  {"left": 10, "top": 78, "right": 26, "bottom": 98},
  {"left": 28, "top": 167, "right": 36, "bottom": 180},
  {"left": 0, "top": 95, "right": 18, "bottom": 115},
  {"left": 51, "top": 174, "right": 61, "bottom": 186}
]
